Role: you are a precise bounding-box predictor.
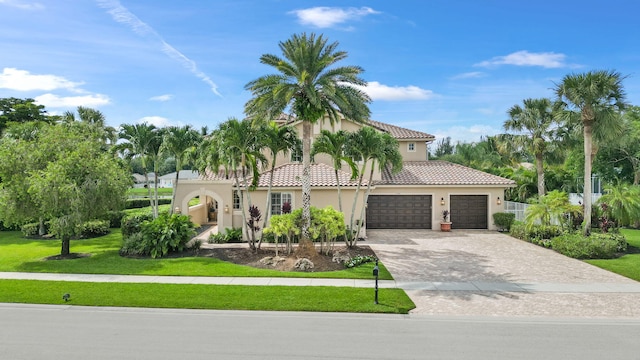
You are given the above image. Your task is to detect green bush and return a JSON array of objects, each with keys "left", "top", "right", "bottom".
[
  {"left": 510, "top": 222, "right": 562, "bottom": 248},
  {"left": 21, "top": 222, "right": 40, "bottom": 237},
  {"left": 551, "top": 232, "right": 627, "bottom": 259},
  {"left": 119, "top": 232, "right": 146, "bottom": 256},
  {"left": 103, "top": 210, "right": 125, "bottom": 229},
  {"left": 139, "top": 213, "right": 197, "bottom": 258},
  {"left": 125, "top": 198, "right": 171, "bottom": 209},
  {"left": 344, "top": 255, "right": 376, "bottom": 268},
  {"left": 208, "top": 227, "right": 243, "bottom": 244},
  {"left": 121, "top": 213, "right": 154, "bottom": 237},
  {"left": 77, "top": 220, "right": 110, "bottom": 238},
  {"left": 493, "top": 212, "right": 515, "bottom": 231}
]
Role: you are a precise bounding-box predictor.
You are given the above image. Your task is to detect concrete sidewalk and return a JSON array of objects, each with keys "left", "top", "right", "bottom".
[{"left": 2, "top": 272, "right": 640, "bottom": 294}]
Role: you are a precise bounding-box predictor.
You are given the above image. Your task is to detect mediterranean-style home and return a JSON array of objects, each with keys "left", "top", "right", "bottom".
[{"left": 174, "top": 115, "right": 515, "bottom": 234}]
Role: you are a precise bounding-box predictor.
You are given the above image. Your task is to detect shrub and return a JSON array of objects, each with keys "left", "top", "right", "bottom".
[
  {"left": 551, "top": 232, "right": 627, "bottom": 259},
  {"left": 119, "top": 232, "right": 146, "bottom": 256},
  {"left": 208, "top": 227, "right": 243, "bottom": 244},
  {"left": 344, "top": 255, "right": 376, "bottom": 268},
  {"left": 121, "top": 213, "right": 154, "bottom": 237},
  {"left": 493, "top": 212, "right": 515, "bottom": 232},
  {"left": 125, "top": 198, "right": 172, "bottom": 209},
  {"left": 140, "top": 213, "right": 197, "bottom": 258},
  {"left": 103, "top": 210, "right": 125, "bottom": 229},
  {"left": 509, "top": 222, "right": 562, "bottom": 246},
  {"left": 77, "top": 220, "right": 110, "bottom": 238},
  {"left": 21, "top": 222, "right": 40, "bottom": 237}
]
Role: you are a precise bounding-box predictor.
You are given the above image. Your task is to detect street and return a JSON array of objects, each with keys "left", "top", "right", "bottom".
[{"left": 1, "top": 304, "right": 638, "bottom": 360}]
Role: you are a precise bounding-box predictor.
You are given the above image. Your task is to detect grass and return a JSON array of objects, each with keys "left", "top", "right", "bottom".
[
  {"left": 0, "top": 279, "right": 415, "bottom": 313},
  {"left": 0, "top": 230, "right": 393, "bottom": 280},
  {"left": 586, "top": 228, "right": 640, "bottom": 281},
  {"left": 127, "top": 187, "right": 173, "bottom": 196}
]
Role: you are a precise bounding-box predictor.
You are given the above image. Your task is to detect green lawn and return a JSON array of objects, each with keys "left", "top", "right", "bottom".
[
  {"left": 127, "top": 187, "right": 173, "bottom": 196},
  {"left": 0, "top": 230, "right": 410, "bottom": 313},
  {"left": 0, "top": 230, "right": 393, "bottom": 280},
  {"left": 586, "top": 228, "right": 640, "bottom": 281},
  {"left": 0, "top": 279, "right": 414, "bottom": 313}
]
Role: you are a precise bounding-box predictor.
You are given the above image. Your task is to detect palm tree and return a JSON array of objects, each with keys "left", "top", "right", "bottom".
[
  {"left": 63, "top": 106, "right": 117, "bottom": 146},
  {"left": 261, "top": 121, "right": 300, "bottom": 229},
  {"left": 116, "top": 123, "right": 163, "bottom": 218},
  {"left": 597, "top": 183, "right": 640, "bottom": 227},
  {"left": 311, "top": 129, "right": 357, "bottom": 213},
  {"left": 244, "top": 33, "right": 371, "bottom": 252},
  {"left": 163, "top": 125, "right": 201, "bottom": 214},
  {"left": 201, "top": 118, "right": 266, "bottom": 250},
  {"left": 504, "top": 98, "right": 559, "bottom": 197},
  {"left": 555, "top": 70, "right": 627, "bottom": 235}
]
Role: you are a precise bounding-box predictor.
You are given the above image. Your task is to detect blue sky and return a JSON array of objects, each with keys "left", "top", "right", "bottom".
[{"left": 1, "top": 0, "right": 639, "bottom": 143}]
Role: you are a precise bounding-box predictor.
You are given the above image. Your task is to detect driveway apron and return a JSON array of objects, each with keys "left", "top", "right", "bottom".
[{"left": 366, "top": 230, "right": 640, "bottom": 318}]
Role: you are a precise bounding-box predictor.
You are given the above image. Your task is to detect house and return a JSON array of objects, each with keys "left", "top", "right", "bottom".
[
  {"left": 174, "top": 115, "right": 515, "bottom": 231},
  {"left": 158, "top": 170, "right": 200, "bottom": 188}
]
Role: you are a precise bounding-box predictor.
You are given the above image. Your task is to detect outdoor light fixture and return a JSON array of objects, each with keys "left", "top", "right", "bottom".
[
  {"left": 497, "top": 197, "right": 502, "bottom": 205},
  {"left": 224, "top": 204, "right": 229, "bottom": 213},
  {"left": 440, "top": 197, "right": 445, "bottom": 206}
]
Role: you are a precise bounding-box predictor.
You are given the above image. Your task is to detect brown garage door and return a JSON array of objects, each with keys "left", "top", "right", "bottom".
[
  {"left": 366, "top": 195, "right": 432, "bottom": 229},
  {"left": 450, "top": 195, "right": 488, "bottom": 229}
]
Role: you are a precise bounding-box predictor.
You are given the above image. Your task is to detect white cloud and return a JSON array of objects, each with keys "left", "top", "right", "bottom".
[
  {"left": 435, "top": 124, "right": 501, "bottom": 144},
  {"left": 0, "top": 0, "right": 44, "bottom": 10},
  {"left": 34, "top": 93, "right": 110, "bottom": 108},
  {"left": 149, "top": 94, "right": 173, "bottom": 102},
  {"left": 97, "top": 0, "right": 221, "bottom": 96},
  {"left": 0, "top": 68, "right": 83, "bottom": 91},
  {"left": 475, "top": 50, "right": 567, "bottom": 68},
  {"left": 289, "top": 6, "right": 379, "bottom": 28},
  {"left": 450, "top": 71, "right": 486, "bottom": 80},
  {"left": 356, "top": 81, "right": 434, "bottom": 101},
  {"left": 137, "top": 116, "right": 173, "bottom": 128}
]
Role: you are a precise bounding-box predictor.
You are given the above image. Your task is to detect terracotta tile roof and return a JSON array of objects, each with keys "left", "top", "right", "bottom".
[
  {"left": 379, "top": 161, "right": 516, "bottom": 186},
  {"left": 199, "top": 169, "right": 238, "bottom": 181},
  {"left": 256, "top": 163, "right": 365, "bottom": 187},
  {"left": 367, "top": 119, "right": 435, "bottom": 140}
]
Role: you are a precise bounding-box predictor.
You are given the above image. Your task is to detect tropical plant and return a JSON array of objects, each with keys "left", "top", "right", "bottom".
[
  {"left": 198, "top": 118, "right": 266, "bottom": 250},
  {"left": 555, "top": 70, "right": 627, "bottom": 235},
  {"left": 260, "top": 121, "right": 300, "bottom": 228},
  {"left": 504, "top": 98, "right": 560, "bottom": 196},
  {"left": 524, "top": 190, "right": 582, "bottom": 231},
  {"left": 244, "top": 32, "right": 371, "bottom": 253},
  {"left": 311, "top": 129, "right": 357, "bottom": 213},
  {"left": 597, "top": 183, "right": 640, "bottom": 227},
  {"left": 163, "top": 125, "right": 201, "bottom": 214}
]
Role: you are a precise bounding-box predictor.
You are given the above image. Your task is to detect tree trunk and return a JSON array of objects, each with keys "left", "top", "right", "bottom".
[
  {"left": 583, "top": 121, "right": 593, "bottom": 236},
  {"left": 535, "top": 152, "right": 545, "bottom": 197},
  {"left": 170, "top": 169, "right": 180, "bottom": 215},
  {"left": 296, "top": 120, "right": 316, "bottom": 256},
  {"left": 61, "top": 236, "right": 70, "bottom": 256}
]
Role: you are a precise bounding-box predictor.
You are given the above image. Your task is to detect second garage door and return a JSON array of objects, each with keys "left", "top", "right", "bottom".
[
  {"left": 450, "top": 195, "right": 488, "bottom": 229},
  {"left": 366, "top": 195, "right": 432, "bottom": 229}
]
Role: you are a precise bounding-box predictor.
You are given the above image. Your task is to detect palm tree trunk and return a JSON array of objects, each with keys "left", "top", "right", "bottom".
[
  {"left": 535, "top": 152, "right": 545, "bottom": 196},
  {"left": 298, "top": 120, "right": 314, "bottom": 254},
  {"left": 334, "top": 169, "right": 343, "bottom": 213},
  {"left": 356, "top": 163, "right": 376, "bottom": 240},
  {"left": 583, "top": 121, "right": 593, "bottom": 236},
  {"left": 170, "top": 168, "right": 180, "bottom": 215},
  {"left": 263, "top": 164, "right": 276, "bottom": 229},
  {"left": 349, "top": 165, "right": 366, "bottom": 247}
]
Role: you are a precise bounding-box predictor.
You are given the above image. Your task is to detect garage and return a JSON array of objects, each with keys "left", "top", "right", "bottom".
[
  {"left": 450, "top": 195, "right": 488, "bottom": 229},
  {"left": 366, "top": 195, "right": 432, "bottom": 229}
]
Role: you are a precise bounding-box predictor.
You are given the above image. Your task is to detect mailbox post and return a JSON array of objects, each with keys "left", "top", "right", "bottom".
[{"left": 373, "top": 259, "right": 379, "bottom": 304}]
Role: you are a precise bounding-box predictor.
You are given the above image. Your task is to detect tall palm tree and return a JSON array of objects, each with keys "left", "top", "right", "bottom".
[
  {"left": 244, "top": 33, "right": 371, "bottom": 251},
  {"left": 116, "top": 123, "right": 163, "bottom": 218},
  {"left": 261, "top": 121, "right": 300, "bottom": 228},
  {"left": 201, "top": 118, "right": 266, "bottom": 250},
  {"left": 555, "top": 70, "right": 627, "bottom": 235},
  {"left": 163, "top": 125, "right": 201, "bottom": 214},
  {"left": 504, "top": 98, "right": 558, "bottom": 197},
  {"left": 311, "top": 129, "right": 357, "bottom": 213},
  {"left": 63, "top": 106, "right": 117, "bottom": 146}
]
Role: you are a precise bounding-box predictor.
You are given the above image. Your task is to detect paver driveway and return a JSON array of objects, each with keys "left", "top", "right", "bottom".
[{"left": 366, "top": 230, "right": 640, "bottom": 318}]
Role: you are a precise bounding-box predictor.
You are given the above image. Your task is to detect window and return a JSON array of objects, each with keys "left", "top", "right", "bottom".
[
  {"left": 271, "top": 192, "right": 293, "bottom": 215},
  {"left": 408, "top": 142, "right": 416, "bottom": 152},
  {"left": 233, "top": 191, "right": 241, "bottom": 210},
  {"left": 291, "top": 148, "right": 302, "bottom": 162}
]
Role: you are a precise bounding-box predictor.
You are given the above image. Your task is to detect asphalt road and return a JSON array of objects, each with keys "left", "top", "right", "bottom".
[{"left": 1, "top": 304, "right": 639, "bottom": 360}]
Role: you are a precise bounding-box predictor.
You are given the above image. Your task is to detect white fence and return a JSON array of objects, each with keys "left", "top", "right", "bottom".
[{"left": 504, "top": 201, "right": 527, "bottom": 222}]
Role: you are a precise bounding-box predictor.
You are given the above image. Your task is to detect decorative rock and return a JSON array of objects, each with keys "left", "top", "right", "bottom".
[
  {"left": 332, "top": 251, "right": 351, "bottom": 264},
  {"left": 260, "top": 256, "right": 286, "bottom": 266},
  {"left": 294, "top": 258, "right": 314, "bottom": 271}
]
